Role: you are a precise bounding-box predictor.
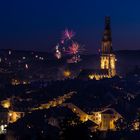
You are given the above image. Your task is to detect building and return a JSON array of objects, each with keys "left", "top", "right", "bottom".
[
  {"left": 89, "top": 108, "right": 122, "bottom": 131},
  {"left": 100, "top": 16, "right": 116, "bottom": 77},
  {"left": 63, "top": 103, "right": 122, "bottom": 131},
  {"left": 79, "top": 16, "right": 117, "bottom": 80},
  {"left": 0, "top": 107, "right": 9, "bottom": 134}
]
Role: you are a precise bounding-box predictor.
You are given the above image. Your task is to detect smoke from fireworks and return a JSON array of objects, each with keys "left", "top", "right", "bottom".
[{"left": 67, "top": 55, "right": 81, "bottom": 64}]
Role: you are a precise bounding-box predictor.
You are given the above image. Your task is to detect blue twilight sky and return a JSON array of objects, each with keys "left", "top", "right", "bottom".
[{"left": 0, "top": 0, "right": 140, "bottom": 53}]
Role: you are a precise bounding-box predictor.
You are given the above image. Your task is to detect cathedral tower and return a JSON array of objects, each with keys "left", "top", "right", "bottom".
[{"left": 100, "top": 17, "right": 116, "bottom": 77}]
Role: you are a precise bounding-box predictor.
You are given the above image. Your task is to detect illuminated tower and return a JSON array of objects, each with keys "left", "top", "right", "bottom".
[{"left": 100, "top": 17, "right": 116, "bottom": 77}]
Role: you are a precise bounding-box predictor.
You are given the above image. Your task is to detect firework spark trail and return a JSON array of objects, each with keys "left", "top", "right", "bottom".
[
  {"left": 68, "top": 42, "right": 79, "bottom": 55},
  {"left": 55, "top": 44, "right": 62, "bottom": 59},
  {"left": 62, "top": 29, "right": 75, "bottom": 41},
  {"left": 64, "top": 42, "right": 84, "bottom": 55}
]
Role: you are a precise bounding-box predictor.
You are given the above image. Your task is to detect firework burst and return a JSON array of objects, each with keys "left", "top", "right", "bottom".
[
  {"left": 65, "top": 42, "right": 84, "bottom": 55},
  {"left": 68, "top": 42, "right": 79, "bottom": 55},
  {"left": 65, "top": 42, "right": 83, "bottom": 63},
  {"left": 54, "top": 29, "right": 85, "bottom": 63},
  {"left": 62, "top": 29, "right": 75, "bottom": 41}
]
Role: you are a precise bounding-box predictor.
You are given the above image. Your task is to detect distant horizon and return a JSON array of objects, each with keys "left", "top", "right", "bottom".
[{"left": 0, "top": 48, "right": 140, "bottom": 55}]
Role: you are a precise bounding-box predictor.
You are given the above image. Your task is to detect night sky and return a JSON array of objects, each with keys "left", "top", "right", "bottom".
[{"left": 0, "top": 0, "right": 140, "bottom": 53}]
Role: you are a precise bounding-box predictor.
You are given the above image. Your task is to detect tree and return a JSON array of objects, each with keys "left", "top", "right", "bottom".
[
  {"left": 60, "top": 116, "right": 90, "bottom": 140},
  {"left": 115, "top": 118, "right": 129, "bottom": 131}
]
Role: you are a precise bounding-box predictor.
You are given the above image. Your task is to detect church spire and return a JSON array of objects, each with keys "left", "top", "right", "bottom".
[
  {"left": 102, "top": 16, "right": 113, "bottom": 54},
  {"left": 100, "top": 16, "right": 116, "bottom": 77}
]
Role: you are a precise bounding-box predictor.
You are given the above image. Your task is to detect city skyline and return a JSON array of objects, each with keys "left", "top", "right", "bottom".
[
  {"left": 0, "top": 1, "right": 139, "bottom": 139},
  {"left": 0, "top": 0, "right": 140, "bottom": 53}
]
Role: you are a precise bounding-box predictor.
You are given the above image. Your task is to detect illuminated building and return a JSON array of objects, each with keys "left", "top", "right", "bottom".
[
  {"left": 1, "top": 99, "right": 11, "bottom": 109},
  {"left": 11, "top": 79, "right": 29, "bottom": 85},
  {"left": 98, "top": 108, "right": 122, "bottom": 131},
  {"left": 100, "top": 16, "right": 116, "bottom": 77},
  {"left": 132, "top": 120, "right": 140, "bottom": 131},
  {"left": 79, "top": 16, "right": 117, "bottom": 80},
  {"left": 88, "top": 108, "right": 122, "bottom": 131},
  {"left": 11, "top": 79, "right": 20, "bottom": 85},
  {"left": 0, "top": 107, "right": 9, "bottom": 134},
  {"left": 8, "top": 111, "right": 25, "bottom": 123},
  {"left": 63, "top": 70, "right": 71, "bottom": 78},
  {"left": 63, "top": 102, "right": 122, "bottom": 131}
]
